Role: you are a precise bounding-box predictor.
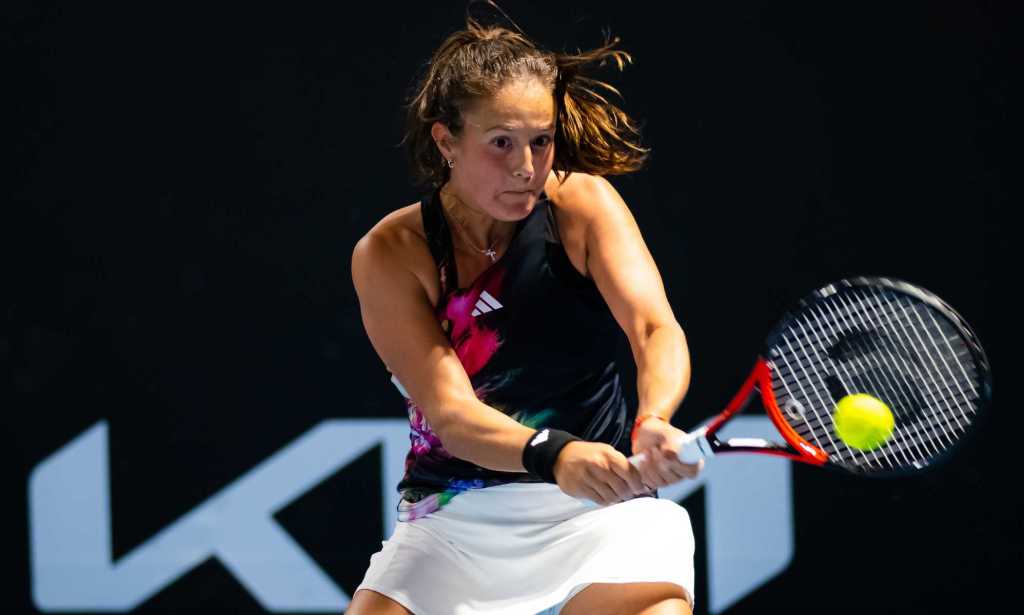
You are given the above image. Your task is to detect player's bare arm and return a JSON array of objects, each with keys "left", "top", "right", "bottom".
[
  {"left": 548, "top": 172, "right": 701, "bottom": 488},
  {"left": 352, "top": 217, "right": 536, "bottom": 471}
]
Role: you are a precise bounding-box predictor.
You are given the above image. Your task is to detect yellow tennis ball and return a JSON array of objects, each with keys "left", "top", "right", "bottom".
[{"left": 833, "top": 394, "right": 895, "bottom": 451}]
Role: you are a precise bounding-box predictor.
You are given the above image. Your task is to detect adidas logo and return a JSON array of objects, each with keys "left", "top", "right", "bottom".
[
  {"left": 471, "top": 291, "right": 503, "bottom": 317},
  {"left": 530, "top": 429, "right": 550, "bottom": 447}
]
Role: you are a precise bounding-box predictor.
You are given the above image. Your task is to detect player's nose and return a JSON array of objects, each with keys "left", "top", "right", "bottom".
[{"left": 512, "top": 146, "right": 533, "bottom": 179}]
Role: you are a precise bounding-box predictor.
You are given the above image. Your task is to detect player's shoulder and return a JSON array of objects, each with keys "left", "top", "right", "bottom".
[
  {"left": 544, "top": 171, "right": 631, "bottom": 226},
  {"left": 544, "top": 169, "right": 630, "bottom": 239},
  {"left": 354, "top": 201, "right": 423, "bottom": 255},
  {"left": 351, "top": 200, "right": 434, "bottom": 288}
]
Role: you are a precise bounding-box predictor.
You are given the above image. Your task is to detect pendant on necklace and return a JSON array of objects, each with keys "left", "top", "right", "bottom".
[{"left": 483, "top": 248, "right": 497, "bottom": 262}]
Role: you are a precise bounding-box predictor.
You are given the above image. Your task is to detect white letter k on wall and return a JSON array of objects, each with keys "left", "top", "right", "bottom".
[{"left": 28, "top": 419, "right": 409, "bottom": 612}]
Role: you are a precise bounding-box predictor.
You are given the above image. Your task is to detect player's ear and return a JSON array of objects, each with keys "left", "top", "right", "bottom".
[{"left": 431, "top": 122, "right": 456, "bottom": 160}]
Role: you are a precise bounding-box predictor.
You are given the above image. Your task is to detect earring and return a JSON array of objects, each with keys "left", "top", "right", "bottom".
[{"left": 446, "top": 159, "right": 455, "bottom": 169}]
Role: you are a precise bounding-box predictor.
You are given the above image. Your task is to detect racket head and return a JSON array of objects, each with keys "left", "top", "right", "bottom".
[{"left": 760, "top": 277, "right": 991, "bottom": 477}]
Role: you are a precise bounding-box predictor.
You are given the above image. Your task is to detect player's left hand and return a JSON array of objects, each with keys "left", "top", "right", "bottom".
[{"left": 630, "top": 416, "right": 703, "bottom": 490}]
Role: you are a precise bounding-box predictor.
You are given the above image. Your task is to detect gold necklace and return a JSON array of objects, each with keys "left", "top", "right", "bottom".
[{"left": 442, "top": 192, "right": 503, "bottom": 262}]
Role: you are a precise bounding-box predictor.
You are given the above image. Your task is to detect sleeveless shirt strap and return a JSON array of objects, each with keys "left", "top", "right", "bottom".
[
  {"left": 420, "top": 185, "right": 458, "bottom": 296},
  {"left": 543, "top": 196, "right": 602, "bottom": 295},
  {"left": 543, "top": 195, "right": 563, "bottom": 245}
]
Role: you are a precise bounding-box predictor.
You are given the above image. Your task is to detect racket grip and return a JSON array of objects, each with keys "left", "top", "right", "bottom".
[
  {"left": 627, "top": 425, "right": 712, "bottom": 467},
  {"left": 593, "top": 426, "right": 710, "bottom": 509}
]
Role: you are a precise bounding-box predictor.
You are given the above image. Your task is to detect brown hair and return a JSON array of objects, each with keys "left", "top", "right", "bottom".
[{"left": 402, "top": 5, "right": 650, "bottom": 189}]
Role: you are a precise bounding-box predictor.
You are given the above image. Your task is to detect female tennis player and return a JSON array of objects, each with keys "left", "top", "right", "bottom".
[{"left": 348, "top": 11, "right": 702, "bottom": 615}]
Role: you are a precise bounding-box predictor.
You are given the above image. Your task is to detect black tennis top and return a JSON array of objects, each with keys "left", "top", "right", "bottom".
[{"left": 395, "top": 185, "right": 633, "bottom": 520}]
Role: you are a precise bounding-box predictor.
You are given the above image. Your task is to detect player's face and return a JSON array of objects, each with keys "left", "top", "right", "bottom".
[{"left": 436, "top": 78, "right": 556, "bottom": 221}]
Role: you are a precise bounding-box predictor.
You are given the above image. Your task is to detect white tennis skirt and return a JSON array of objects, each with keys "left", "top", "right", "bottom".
[{"left": 354, "top": 482, "right": 695, "bottom": 615}]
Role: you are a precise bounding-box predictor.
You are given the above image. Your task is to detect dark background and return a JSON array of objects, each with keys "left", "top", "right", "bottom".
[{"left": 4, "top": 1, "right": 1016, "bottom": 613}]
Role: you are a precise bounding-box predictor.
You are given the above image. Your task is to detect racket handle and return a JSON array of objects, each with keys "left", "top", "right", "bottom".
[
  {"left": 627, "top": 425, "right": 712, "bottom": 467},
  {"left": 587, "top": 427, "right": 709, "bottom": 509}
]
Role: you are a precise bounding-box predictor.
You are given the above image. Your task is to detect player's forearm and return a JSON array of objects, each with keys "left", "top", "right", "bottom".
[
  {"left": 434, "top": 399, "right": 537, "bottom": 472},
  {"left": 634, "top": 321, "right": 691, "bottom": 421}
]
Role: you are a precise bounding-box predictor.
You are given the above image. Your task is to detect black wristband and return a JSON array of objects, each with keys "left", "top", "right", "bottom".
[{"left": 521, "top": 428, "right": 582, "bottom": 484}]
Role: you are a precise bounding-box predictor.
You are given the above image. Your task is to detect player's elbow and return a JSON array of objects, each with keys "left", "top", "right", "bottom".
[
  {"left": 660, "top": 321, "right": 688, "bottom": 357},
  {"left": 647, "top": 318, "right": 683, "bottom": 339},
  {"left": 627, "top": 318, "right": 686, "bottom": 366},
  {"left": 633, "top": 318, "right": 685, "bottom": 348}
]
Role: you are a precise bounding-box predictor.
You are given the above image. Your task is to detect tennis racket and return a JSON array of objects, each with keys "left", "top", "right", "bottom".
[{"left": 631, "top": 277, "right": 992, "bottom": 476}]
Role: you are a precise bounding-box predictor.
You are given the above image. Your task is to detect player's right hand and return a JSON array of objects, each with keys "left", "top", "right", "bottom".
[{"left": 552, "top": 441, "right": 648, "bottom": 506}]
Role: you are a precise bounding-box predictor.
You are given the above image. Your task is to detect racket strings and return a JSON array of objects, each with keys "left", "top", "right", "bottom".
[
  {"left": 775, "top": 293, "right": 977, "bottom": 415},
  {"left": 827, "top": 293, "right": 955, "bottom": 466},
  {"left": 814, "top": 294, "right": 947, "bottom": 468},
  {"left": 885, "top": 292, "right": 978, "bottom": 424},
  {"left": 807, "top": 293, "right": 968, "bottom": 468},
  {"left": 780, "top": 307, "right": 905, "bottom": 469},
  {"left": 768, "top": 285, "right": 983, "bottom": 473},
  {"left": 775, "top": 305, "right": 924, "bottom": 469},
  {"left": 841, "top": 289, "right": 975, "bottom": 464},
  {"left": 853, "top": 291, "right": 977, "bottom": 444}
]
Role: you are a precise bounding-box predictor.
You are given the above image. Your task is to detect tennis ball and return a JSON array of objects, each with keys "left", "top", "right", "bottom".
[{"left": 833, "top": 393, "right": 895, "bottom": 451}]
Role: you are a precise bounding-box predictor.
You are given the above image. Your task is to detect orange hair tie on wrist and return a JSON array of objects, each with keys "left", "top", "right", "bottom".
[{"left": 631, "top": 413, "right": 666, "bottom": 446}]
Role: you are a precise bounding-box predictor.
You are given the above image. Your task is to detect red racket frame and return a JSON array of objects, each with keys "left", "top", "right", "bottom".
[{"left": 704, "top": 358, "right": 829, "bottom": 466}]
